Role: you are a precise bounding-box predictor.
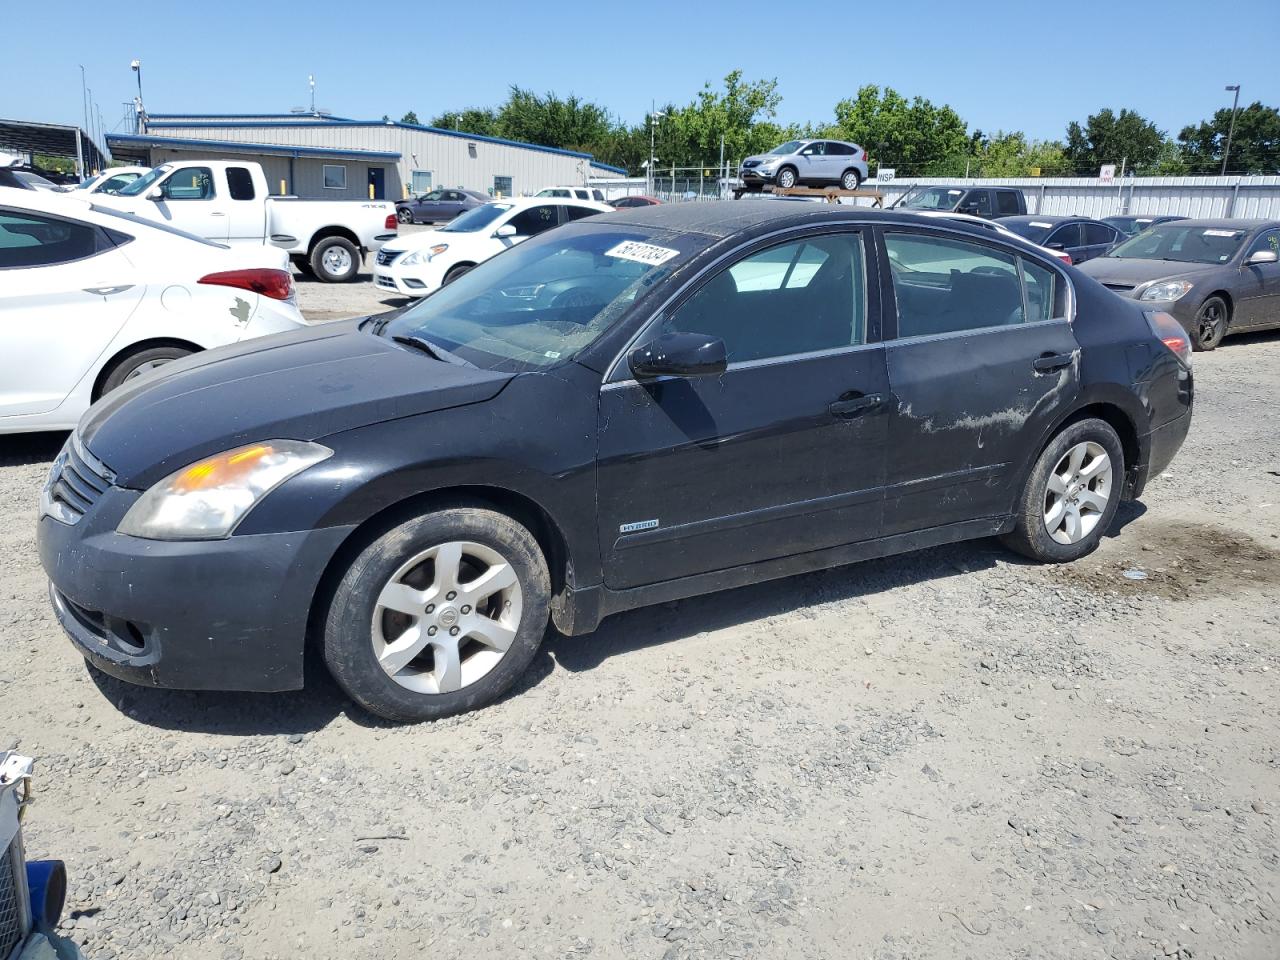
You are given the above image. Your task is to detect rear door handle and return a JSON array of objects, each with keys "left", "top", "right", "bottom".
[
  {"left": 829, "top": 392, "right": 885, "bottom": 418},
  {"left": 1033, "top": 352, "right": 1075, "bottom": 373}
]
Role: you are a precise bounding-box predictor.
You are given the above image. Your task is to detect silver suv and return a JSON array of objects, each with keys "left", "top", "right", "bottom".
[{"left": 739, "top": 139, "right": 870, "bottom": 192}]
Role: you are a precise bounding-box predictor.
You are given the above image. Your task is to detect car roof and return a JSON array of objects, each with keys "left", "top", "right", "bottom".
[
  {"left": 0, "top": 184, "right": 90, "bottom": 212},
  {"left": 503, "top": 196, "right": 610, "bottom": 209},
  {"left": 1155, "top": 217, "right": 1278, "bottom": 230}
]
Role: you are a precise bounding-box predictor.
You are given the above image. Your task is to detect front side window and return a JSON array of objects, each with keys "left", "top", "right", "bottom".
[
  {"left": 0, "top": 210, "right": 105, "bottom": 268},
  {"left": 886, "top": 232, "right": 1042, "bottom": 336},
  {"left": 661, "top": 233, "right": 867, "bottom": 364},
  {"left": 162, "top": 167, "right": 215, "bottom": 200},
  {"left": 1247, "top": 230, "right": 1280, "bottom": 258},
  {"left": 799, "top": 142, "right": 825, "bottom": 156},
  {"left": 963, "top": 190, "right": 993, "bottom": 216},
  {"left": 323, "top": 165, "right": 347, "bottom": 190},
  {"left": 507, "top": 204, "right": 560, "bottom": 237},
  {"left": 226, "top": 166, "right": 255, "bottom": 201}
]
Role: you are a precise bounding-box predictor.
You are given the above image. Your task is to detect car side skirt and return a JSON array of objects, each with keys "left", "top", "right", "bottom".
[{"left": 553, "top": 515, "right": 1012, "bottom": 636}]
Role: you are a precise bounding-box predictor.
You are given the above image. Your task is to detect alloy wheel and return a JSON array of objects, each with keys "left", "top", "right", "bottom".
[
  {"left": 397, "top": 208, "right": 414, "bottom": 224},
  {"left": 1042, "top": 441, "right": 1113, "bottom": 545},
  {"left": 123, "top": 358, "right": 174, "bottom": 382},
  {"left": 1196, "top": 301, "right": 1224, "bottom": 348},
  {"left": 371, "top": 540, "right": 523, "bottom": 695}
]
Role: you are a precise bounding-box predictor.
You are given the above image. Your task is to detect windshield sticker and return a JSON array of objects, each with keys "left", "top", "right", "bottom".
[
  {"left": 605, "top": 240, "right": 680, "bottom": 266},
  {"left": 1030, "top": 221, "right": 1053, "bottom": 228},
  {"left": 543, "top": 350, "right": 562, "bottom": 359},
  {"left": 948, "top": 189, "right": 963, "bottom": 195},
  {"left": 1203, "top": 229, "right": 1239, "bottom": 237}
]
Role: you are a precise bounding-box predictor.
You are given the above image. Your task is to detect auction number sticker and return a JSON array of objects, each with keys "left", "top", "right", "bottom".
[
  {"left": 1030, "top": 221, "right": 1053, "bottom": 228},
  {"left": 1203, "top": 229, "right": 1239, "bottom": 237},
  {"left": 605, "top": 240, "right": 680, "bottom": 266}
]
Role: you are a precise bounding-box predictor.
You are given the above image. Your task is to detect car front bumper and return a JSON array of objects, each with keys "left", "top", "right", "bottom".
[
  {"left": 38, "top": 484, "right": 354, "bottom": 692},
  {"left": 372, "top": 263, "right": 442, "bottom": 298}
]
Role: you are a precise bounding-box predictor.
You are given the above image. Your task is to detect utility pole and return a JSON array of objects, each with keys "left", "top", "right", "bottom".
[
  {"left": 648, "top": 103, "right": 666, "bottom": 197},
  {"left": 718, "top": 135, "right": 725, "bottom": 200},
  {"left": 130, "top": 59, "right": 145, "bottom": 133},
  {"left": 1221, "top": 84, "right": 1241, "bottom": 176}
]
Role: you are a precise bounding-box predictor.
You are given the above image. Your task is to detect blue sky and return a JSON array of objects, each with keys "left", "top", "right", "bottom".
[{"left": 3, "top": 0, "right": 1275, "bottom": 152}]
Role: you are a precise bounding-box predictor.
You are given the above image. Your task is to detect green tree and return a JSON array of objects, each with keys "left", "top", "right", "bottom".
[
  {"left": 830, "top": 85, "right": 969, "bottom": 175},
  {"left": 966, "top": 132, "right": 1072, "bottom": 177},
  {"left": 428, "top": 107, "right": 500, "bottom": 136},
  {"left": 1178, "top": 102, "right": 1280, "bottom": 175},
  {"left": 494, "top": 87, "right": 615, "bottom": 153},
  {"left": 665, "top": 71, "right": 787, "bottom": 167},
  {"left": 400, "top": 110, "right": 420, "bottom": 125},
  {"left": 1063, "top": 108, "right": 1166, "bottom": 175}
]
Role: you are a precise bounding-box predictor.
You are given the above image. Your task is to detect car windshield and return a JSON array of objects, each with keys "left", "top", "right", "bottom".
[
  {"left": 1107, "top": 224, "right": 1248, "bottom": 264},
  {"left": 999, "top": 220, "right": 1056, "bottom": 244},
  {"left": 766, "top": 141, "right": 805, "bottom": 156},
  {"left": 116, "top": 165, "right": 171, "bottom": 197},
  {"left": 74, "top": 175, "right": 100, "bottom": 190},
  {"left": 382, "top": 225, "right": 702, "bottom": 373},
  {"left": 440, "top": 203, "right": 513, "bottom": 233},
  {"left": 899, "top": 187, "right": 966, "bottom": 211}
]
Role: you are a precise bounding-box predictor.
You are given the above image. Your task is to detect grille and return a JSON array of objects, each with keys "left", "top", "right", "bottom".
[
  {"left": 741, "top": 159, "right": 761, "bottom": 169},
  {"left": 375, "top": 276, "right": 398, "bottom": 290},
  {"left": 0, "top": 839, "right": 21, "bottom": 959},
  {"left": 375, "top": 249, "right": 401, "bottom": 267},
  {"left": 47, "top": 439, "right": 114, "bottom": 524}
]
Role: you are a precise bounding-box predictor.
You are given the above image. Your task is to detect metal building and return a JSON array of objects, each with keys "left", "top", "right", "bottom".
[{"left": 105, "top": 113, "right": 626, "bottom": 201}]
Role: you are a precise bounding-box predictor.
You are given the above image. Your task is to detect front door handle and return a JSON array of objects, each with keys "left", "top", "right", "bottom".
[
  {"left": 829, "top": 392, "right": 885, "bottom": 418},
  {"left": 1033, "top": 352, "right": 1075, "bottom": 373},
  {"left": 83, "top": 285, "right": 135, "bottom": 297}
]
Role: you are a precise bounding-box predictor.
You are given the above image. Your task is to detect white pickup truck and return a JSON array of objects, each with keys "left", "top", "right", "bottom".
[{"left": 92, "top": 160, "right": 398, "bottom": 282}]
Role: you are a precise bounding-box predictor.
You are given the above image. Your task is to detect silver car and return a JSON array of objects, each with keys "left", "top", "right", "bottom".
[{"left": 739, "top": 139, "right": 869, "bottom": 191}]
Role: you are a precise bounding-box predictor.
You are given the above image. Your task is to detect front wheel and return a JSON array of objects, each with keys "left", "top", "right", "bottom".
[
  {"left": 1001, "top": 418, "right": 1125, "bottom": 563},
  {"left": 97, "top": 345, "right": 194, "bottom": 398},
  {"left": 775, "top": 167, "right": 797, "bottom": 189},
  {"left": 1191, "top": 296, "right": 1228, "bottom": 352},
  {"left": 442, "top": 263, "right": 473, "bottom": 286},
  {"left": 310, "top": 237, "right": 360, "bottom": 283},
  {"left": 323, "top": 507, "right": 551, "bottom": 722},
  {"left": 840, "top": 169, "right": 862, "bottom": 191},
  {"left": 396, "top": 207, "right": 415, "bottom": 224}
]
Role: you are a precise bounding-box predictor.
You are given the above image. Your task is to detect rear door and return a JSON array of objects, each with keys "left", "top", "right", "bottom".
[
  {"left": 0, "top": 208, "right": 144, "bottom": 418},
  {"left": 224, "top": 165, "right": 263, "bottom": 245},
  {"left": 878, "top": 227, "right": 1079, "bottom": 534},
  {"left": 1081, "top": 222, "right": 1120, "bottom": 262},
  {"left": 1045, "top": 222, "right": 1084, "bottom": 263},
  {"left": 597, "top": 228, "right": 889, "bottom": 589}
]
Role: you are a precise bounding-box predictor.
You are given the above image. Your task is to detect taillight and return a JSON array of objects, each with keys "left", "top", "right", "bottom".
[
  {"left": 861, "top": 149, "right": 868, "bottom": 162},
  {"left": 199, "top": 268, "right": 295, "bottom": 301},
  {"left": 1054, "top": 251, "right": 1072, "bottom": 265},
  {"left": 385, "top": 214, "right": 398, "bottom": 230},
  {"left": 1145, "top": 310, "right": 1192, "bottom": 367}
]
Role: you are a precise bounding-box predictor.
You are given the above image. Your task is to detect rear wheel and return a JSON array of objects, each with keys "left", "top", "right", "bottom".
[
  {"left": 97, "top": 345, "right": 194, "bottom": 398},
  {"left": 310, "top": 236, "right": 360, "bottom": 283},
  {"left": 775, "top": 166, "right": 798, "bottom": 189},
  {"left": 1001, "top": 418, "right": 1124, "bottom": 563},
  {"left": 1191, "top": 296, "right": 1228, "bottom": 351},
  {"left": 840, "top": 169, "right": 862, "bottom": 191},
  {"left": 322, "top": 507, "right": 551, "bottom": 722},
  {"left": 396, "top": 207, "right": 415, "bottom": 224}
]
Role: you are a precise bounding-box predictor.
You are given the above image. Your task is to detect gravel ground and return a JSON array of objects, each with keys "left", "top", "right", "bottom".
[{"left": 1, "top": 288, "right": 1278, "bottom": 959}]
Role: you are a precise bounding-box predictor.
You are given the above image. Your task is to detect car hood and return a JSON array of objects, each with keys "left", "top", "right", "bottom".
[
  {"left": 1078, "top": 257, "right": 1221, "bottom": 287},
  {"left": 382, "top": 227, "right": 461, "bottom": 252},
  {"left": 742, "top": 154, "right": 782, "bottom": 165},
  {"left": 79, "top": 321, "right": 513, "bottom": 487}
]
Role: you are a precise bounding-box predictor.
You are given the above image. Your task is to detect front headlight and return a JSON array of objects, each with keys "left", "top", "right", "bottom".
[
  {"left": 400, "top": 243, "right": 449, "bottom": 266},
  {"left": 1140, "top": 280, "right": 1194, "bottom": 302},
  {"left": 117, "top": 440, "right": 332, "bottom": 540}
]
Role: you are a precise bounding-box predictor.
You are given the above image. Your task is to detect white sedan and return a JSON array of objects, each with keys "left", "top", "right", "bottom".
[
  {"left": 0, "top": 186, "right": 307, "bottom": 434},
  {"left": 373, "top": 197, "right": 612, "bottom": 297},
  {"left": 70, "top": 165, "right": 151, "bottom": 196}
]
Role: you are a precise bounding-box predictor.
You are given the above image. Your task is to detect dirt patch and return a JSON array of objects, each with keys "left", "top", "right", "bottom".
[{"left": 1052, "top": 519, "right": 1280, "bottom": 599}]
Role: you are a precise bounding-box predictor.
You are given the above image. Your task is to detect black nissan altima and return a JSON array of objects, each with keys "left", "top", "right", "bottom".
[{"left": 38, "top": 204, "right": 1194, "bottom": 722}]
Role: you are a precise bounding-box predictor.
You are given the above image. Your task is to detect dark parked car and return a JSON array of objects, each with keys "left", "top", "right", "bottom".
[
  {"left": 997, "top": 215, "right": 1125, "bottom": 264},
  {"left": 39, "top": 205, "right": 1192, "bottom": 722},
  {"left": 395, "top": 188, "right": 489, "bottom": 225},
  {"left": 0, "top": 167, "right": 61, "bottom": 191},
  {"left": 611, "top": 195, "right": 661, "bottom": 209},
  {"left": 1080, "top": 218, "right": 1280, "bottom": 350},
  {"left": 896, "top": 185, "right": 1027, "bottom": 219},
  {"left": 1103, "top": 214, "right": 1187, "bottom": 238}
]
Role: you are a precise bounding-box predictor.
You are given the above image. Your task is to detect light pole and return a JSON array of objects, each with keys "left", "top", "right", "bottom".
[
  {"left": 131, "top": 59, "right": 145, "bottom": 132},
  {"left": 1221, "top": 84, "right": 1241, "bottom": 176},
  {"left": 648, "top": 106, "right": 666, "bottom": 197}
]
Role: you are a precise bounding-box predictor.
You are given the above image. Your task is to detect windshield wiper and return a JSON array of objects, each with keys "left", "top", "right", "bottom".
[{"left": 391, "top": 334, "right": 473, "bottom": 366}]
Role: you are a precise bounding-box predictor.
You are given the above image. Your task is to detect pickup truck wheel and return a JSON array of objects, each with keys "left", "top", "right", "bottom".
[
  {"left": 97, "top": 345, "right": 194, "bottom": 398},
  {"left": 311, "top": 237, "right": 360, "bottom": 283},
  {"left": 322, "top": 506, "right": 551, "bottom": 722}
]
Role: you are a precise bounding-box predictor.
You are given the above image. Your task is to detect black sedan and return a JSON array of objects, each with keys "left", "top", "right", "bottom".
[
  {"left": 1080, "top": 218, "right": 1280, "bottom": 350},
  {"left": 395, "top": 188, "right": 490, "bottom": 225},
  {"left": 38, "top": 205, "right": 1193, "bottom": 722},
  {"left": 996, "top": 215, "right": 1126, "bottom": 264}
]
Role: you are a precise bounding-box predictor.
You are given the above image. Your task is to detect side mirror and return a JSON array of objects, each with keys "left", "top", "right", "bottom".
[
  {"left": 493, "top": 224, "right": 517, "bottom": 238},
  {"left": 1246, "top": 249, "right": 1279, "bottom": 265},
  {"left": 146, "top": 188, "right": 163, "bottom": 201},
  {"left": 628, "top": 332, "right": 727, "bottom": 380}
]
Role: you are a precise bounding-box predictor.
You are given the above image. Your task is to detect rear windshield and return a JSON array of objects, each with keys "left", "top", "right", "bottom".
[{"left": 1107, "top": 224, "right": 1248, "bottom": 264}]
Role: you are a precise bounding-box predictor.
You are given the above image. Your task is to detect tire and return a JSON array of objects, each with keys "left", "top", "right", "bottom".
[
  {"left": 290, "top": 255, "right": 314, "bottom": 278},
  {"left": 442, "top": 263, "right": 473, "bottom": 286},
  {"left": 396, "top": 207, "right": 415, "bottom": 224},
  {"left": 840, "top": 169, "right": 862, "bottom": 191},
  {"left": 1191, "top": 295, "right": 1228, "bottom": 352},
  {"left": 1000, "top": 418, "right": 1125, "bottom": 563},
  {"left": 97, "top": 345, "right": 194, "bottom": 398},
  {"left": 309, "top": 236, "right": 360, "bottom": 283},
  {"left": 322, "top": 506, "right": 551, "bottom": 722},
  {"left": 775, "top": 167, "right": 798, "bottom": 189}
]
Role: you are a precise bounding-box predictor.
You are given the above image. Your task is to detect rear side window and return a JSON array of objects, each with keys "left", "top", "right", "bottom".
[
  {"left": 885, "top": 233, "right": 1027, "bottom": 336},
  {"left": 1084, "top": 222, "right": 1116, "bottom": 245},
  {"left": 1021, "top": 259, "right": 1059, "bottom": 322},
  {"left": 226, "top": 166, "right": 255, "bottom": 201},
  {"left": 564, "top": 205, "right": 601, "bottom": 222},
  {"left": 827, "top": 142, "right": 853, "bottom": 156},
  {"left": 506, "top": 204, "right": 560, "bottom": 236},
  {"left": 0, "top": 210, "right": 110, "bottom": 268},
  {"left": 995, "top": 191, "right": 1021, "bottom": 215}
]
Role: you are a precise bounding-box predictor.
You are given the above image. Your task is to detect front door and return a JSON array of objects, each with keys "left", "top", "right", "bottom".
[
  {"left": 878, "top": 227, "right": 1080, "bottom": 535},
  {"left": 367, "top": 167, "right": 386, "bottom": 200},
  {"left": 1045, "top": 222, "right": 1084, "bottom": 263},
  {"left": 1237, "top": 227, "right": 1280, "bottom": 328},
  {"left": 597, "top": 229, "right": 889, "bottom": 590},
  {"left": 795, "top": 142, "right": 825, "bottom": 184},
  {"left": 151, "top": 165, "right": 229, "bottom": 242}
]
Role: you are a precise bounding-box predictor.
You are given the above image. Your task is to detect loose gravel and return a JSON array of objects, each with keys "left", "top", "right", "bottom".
[{"left": 0, "top": 274, "right": 1277, "bottom": 959}]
